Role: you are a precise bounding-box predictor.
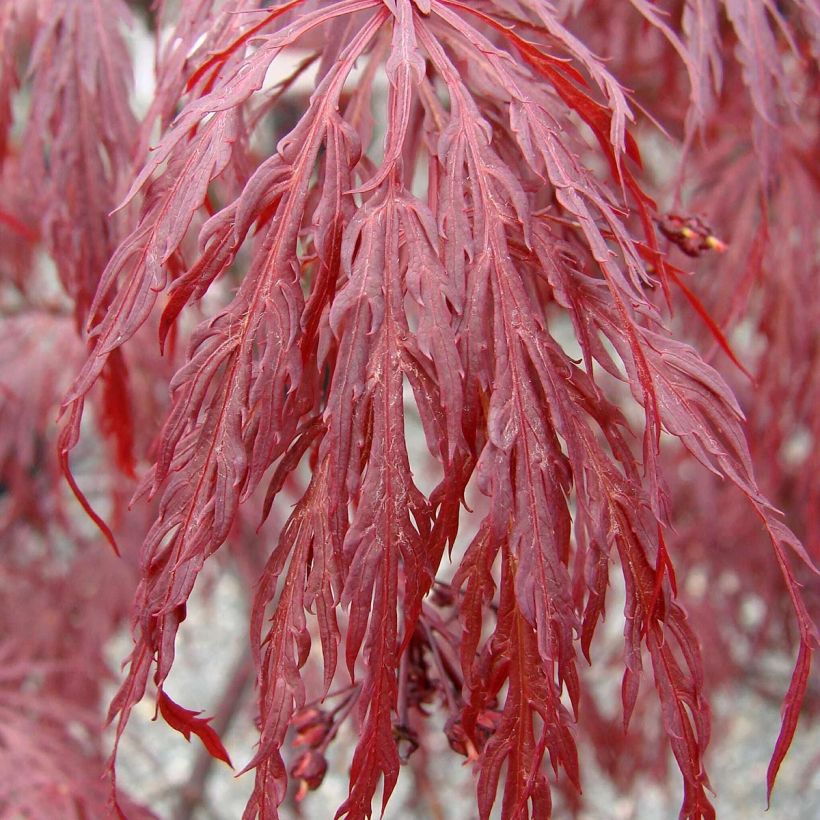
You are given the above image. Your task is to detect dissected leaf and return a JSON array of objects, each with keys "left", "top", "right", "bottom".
[
  {"left": 157, "top": 690, "right": 233, "bottom": 768},
  {"left": 0, "top": 1, "right": 816, "bottom": 819}
]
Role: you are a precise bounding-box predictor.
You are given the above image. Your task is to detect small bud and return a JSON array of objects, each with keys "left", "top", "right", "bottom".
[
  {"left": 290, "top": 707, "right": 332, "bottom": 748},
  {"left": 290, "top": 750, "right": 328, "bottom": 796},
  {"left": 293, "top": 722, "right": 330, "bottom": 748},
  {"left": 290, "top": 706, "right": 326, "bottom": 732},
  {"left": 444, "top": 715, "right": 477, "bottom": 760},
  {"left": 705, "top": 234, "right": 727, "bottom": 252},
  {"left": 657, "top": 213, "right": 727, "bottom": 257},
  {"left": 430, "top": 584, "right": 456, "bottom": 607},
  {"left": 476, "top": 708, "right": 502, "bottom": 734}
]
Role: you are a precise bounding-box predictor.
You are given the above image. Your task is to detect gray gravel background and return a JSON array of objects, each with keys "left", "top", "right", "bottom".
[{"left": 107, "top": 563, "right": 820, "bottom": 820}]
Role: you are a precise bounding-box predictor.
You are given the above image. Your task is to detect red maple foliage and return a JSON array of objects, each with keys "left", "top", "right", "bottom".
[{"left": 0, "top": 1, "right": 817, "bottom": 818}]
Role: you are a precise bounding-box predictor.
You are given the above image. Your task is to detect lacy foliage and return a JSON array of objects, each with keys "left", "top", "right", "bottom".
[{"left": 0, "top": 1, "right": 818, "bottom": 818}]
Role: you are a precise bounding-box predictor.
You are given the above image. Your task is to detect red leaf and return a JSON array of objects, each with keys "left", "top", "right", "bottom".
[
  {"left": 157, "top": 690, "right": 233, "bottom": 768},
  {"left": 767, "top": 641, "right": 812, "bottom": 806},
  {"left": 185, "top": 0, "right": 308, "bottom": 92}
]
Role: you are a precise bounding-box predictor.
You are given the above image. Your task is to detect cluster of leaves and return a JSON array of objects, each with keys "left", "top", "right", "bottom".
[
  {"left": 545, "top": 0, "right": 820, "bottom": 801},
  {"left": 0, "top": 1, "right": 817, "bottom": 818}
]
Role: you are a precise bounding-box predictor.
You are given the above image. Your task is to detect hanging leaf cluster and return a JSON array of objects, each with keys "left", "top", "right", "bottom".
[{"left": 0, "top": 1, "right": 817, "bottom": 818}]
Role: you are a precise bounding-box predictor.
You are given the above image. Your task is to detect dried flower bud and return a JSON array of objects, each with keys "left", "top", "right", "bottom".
[
  {"left": 290, "top": 706, "right": 327, "bottom": 732},
  {"left": 444, "top": 715, "right": 469, "bottom": 757},
  {"left": 290, "top": 706, "right": 332, "bottom": 748},
  {"left": 476, "top": 708, "right": 502, "bottom": 735},
  {"left": 658, "top": 213, "right": 727, "bottom": 257},
  {"left": 430, "top": 584, "right": 456, "bottom": 607},
  {"left": 290, "top": 750, "right": 328, "bottom": 794}
]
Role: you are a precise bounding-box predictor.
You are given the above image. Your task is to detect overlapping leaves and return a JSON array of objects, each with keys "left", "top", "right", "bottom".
[{"left": 3, "top": 0, "right": 811, "bottom": 818}]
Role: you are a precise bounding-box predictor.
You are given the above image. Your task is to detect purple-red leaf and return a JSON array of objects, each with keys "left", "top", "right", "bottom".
[{"left": 157, "top": 690, "right": 233, "bottom": 768}]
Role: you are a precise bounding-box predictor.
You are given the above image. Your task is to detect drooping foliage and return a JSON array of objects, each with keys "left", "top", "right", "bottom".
[
  {"left": 0, "top": 1, "right": 818, "bottom": 818},
  {"left": 0, "top": 314, "right": 153, "bottom": 817}
]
